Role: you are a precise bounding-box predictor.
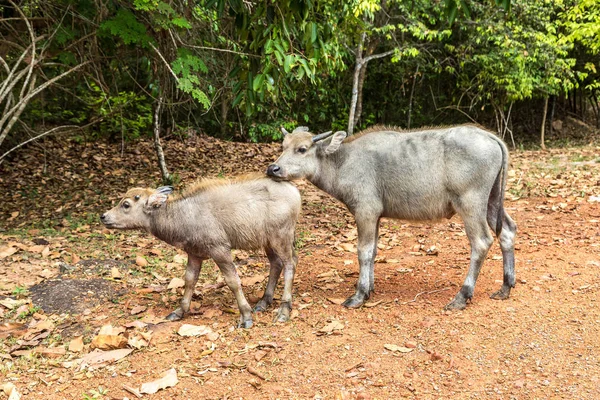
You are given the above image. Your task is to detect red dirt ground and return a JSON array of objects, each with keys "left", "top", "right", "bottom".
[{"left": 1, "top": 135, "right": 599, "bottom": 399}]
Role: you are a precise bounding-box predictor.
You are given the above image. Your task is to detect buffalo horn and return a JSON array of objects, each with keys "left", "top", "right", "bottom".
[{"left": 311, "top": 131, "right": 334, "bottom": 142}]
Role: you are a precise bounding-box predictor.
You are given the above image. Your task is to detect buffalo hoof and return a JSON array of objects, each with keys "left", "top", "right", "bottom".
[
  {"left": 273, "top": 304, "right": 291, "bottom": 323},
  {"left": 443, "top": 296, "right": 468, "bottom": 311},
  {"left": 165, "top": 310, "right": 184, "bottom": 321},
  {"left": 253, "top": 300, "right": 269, "bottom": 313},
  {"left": 237, "top": 319, "right": 253, "bottom": 329},
  {"left": 342, "top": 294, "right": 367, "bottom": 308},
  {"left": 490, "top": 286, "right": 511, "bottom": 300}
]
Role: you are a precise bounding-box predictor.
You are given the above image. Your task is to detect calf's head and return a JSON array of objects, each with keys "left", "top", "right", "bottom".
[
  {"left": 267, "top": 127, "right": 347, "bottom": 180},
  {"left": 101, "top": 186, "right": 173, "bottom": 230}
]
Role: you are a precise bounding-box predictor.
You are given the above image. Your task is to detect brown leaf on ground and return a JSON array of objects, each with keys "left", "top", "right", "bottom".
[
  {"left": 0, "top": 322, "right": 26, "bottom": 339},
  {"left": 77, "top": 348, "right": 133, "bottom": 369},
  {"left": 326, "top": 298, "right": 345, "bottom": 305},
  {"left": 130, "top": 305, "right": 147, "bottom": 315},
  {"left": 1, "top": 382, "right": 21, "bottom": 400},
  {"left": 318, "top": 320, "right": 345, "bottom": 335},
  {"left": 135, "top": 255, "right": 148, "bottom": 267},
  {"left": 167, "top": 277, "right": 184, "bottom": 289},
  {"left": 177, "top": 324, "right": 212, "bottom": 337},
  {"left": 68, "top": 336, "right": 84, "bottom": 352},
  {"left": 241, "top": 274, "right": 265, "bottom": 287},
  {"left": 384, "top": 344, "right": 414, "bottom": 353},
  {"left": 90, "top": 325, "right": 128, "bottom": 350},
  {"left": 110, "top": 267, "right": 122, "bottom": 279},
  {"left": 139, "top": 368, "right": 179, "bottom": 394},
  {"left": 0, "top": 245, "right": 18, "bottom": 259}
]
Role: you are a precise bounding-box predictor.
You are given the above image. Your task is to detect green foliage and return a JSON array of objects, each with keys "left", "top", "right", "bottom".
[
  {"left": 82, "top": 84, "right": 153, "bottom": 141},
  {"left": 171, "top": 49, "right": 211, "bottom": 109},
  {"left": 100, "top": 9, "right": 152, "bottom": 47}
]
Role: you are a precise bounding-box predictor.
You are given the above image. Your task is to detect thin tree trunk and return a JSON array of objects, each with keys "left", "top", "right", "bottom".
[
  {"left": 549, "top": 95, "right": 556, "bottom": 135},
  {"left": 347, "top": 34, "right": 365, "bottom": 136},
  {"left": 540, "top": 96, "right": 548, "bottom": 150},
  {"left": 407, "top": 64, "right": 419, "bottom": 129},
  {"left": 354, "top": 61, "right": 368, "bottom": 129},
  {"left": 153, "top": 96, "right": 171, "bottom": 184},
  {"left": 220, "top": 92, "right": 229, "bottom": 137}
]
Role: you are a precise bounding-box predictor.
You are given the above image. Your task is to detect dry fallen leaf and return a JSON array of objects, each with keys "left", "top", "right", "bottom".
[
  {"left": 130, "top": 305, "right": 147, "bottom": 315},
  {"left": 177, "top": 324, "right": 212, "bottom": 337},
  {"left": 364, "top": 300, "right": 384, "bottom": 308},
  {"left": 127, "top": 335, "right": 149, "bottom": 349},
  {"left": 139, "top": 368, "right": 179, "bottom": 394},
  {"left": 136, "top": 255, "right": 148, "bottom": 267},
  {"left": 318, "top": 320, "right": 345, "bottom": 334},
  {"left": 68, "top": 336, "right": 84, "bottom": 352},
  {"left": 326, "top": 298, "right": 346, "bottom": 305},
  {"left": 384, "top": 344, "right": 414, "bottom": 353},
  {"left": 91, "top": 325, "right": 128, "bottom": 350},
  {"left": 111, "top": 267, "right": 122, "bottom": 279},
  {"left": 0, "top": 246, "right": 18, "bottom": 259},
  {"left": 167, "top": 277, "right": 185, "bottom": 290},
  {"left": 241, "top": 274, "right": 265, "bottom": 287},
  {"left": 173, "top": 254, "right": 187, "bottom": 264},
  {"left": 0, "top": 322, "right": 26, "bottom": 339},
  {"left": 0, "top": 298, "right": 27, "bottom": 310},
  {"left": 1, "top": 382, "right": 21, "bottom": 400},
  {"left": 79, "top": 348, "right": 133, "bottom": 368}
]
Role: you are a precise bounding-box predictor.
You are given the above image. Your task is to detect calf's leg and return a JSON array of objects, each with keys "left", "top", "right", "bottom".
[
  {"left": 254, "top": 248, "right": 283, "bottom": 313},
  {"left": 274, "top": 246, "right": 297, "bottom": 322},
  {"left": 212, "top": 248, "right": 253, "bottom": 328},
  {"left": 166, "top": 254, "right": 204, "bottom": 321}
]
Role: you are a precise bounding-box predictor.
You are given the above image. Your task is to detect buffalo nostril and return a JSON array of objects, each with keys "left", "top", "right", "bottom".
[
  {"left": 267, "top": 164, "right": 281, "bottom": 176},
  {"left": 100, "top": 214, "right": 106, "bottom": 221}
]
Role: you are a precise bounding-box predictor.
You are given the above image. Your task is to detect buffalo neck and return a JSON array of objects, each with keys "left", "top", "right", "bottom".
[{"left": 311, "top": 148, "right": 347, "bottom": 203}]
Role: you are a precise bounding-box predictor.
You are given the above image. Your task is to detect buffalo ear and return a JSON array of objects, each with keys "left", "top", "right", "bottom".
[
  {"left": 325, "top": 131, "right": 347, "bottom": 155},
  {"left": 145, "top": 186, "right": 173, "bottom": 211}
]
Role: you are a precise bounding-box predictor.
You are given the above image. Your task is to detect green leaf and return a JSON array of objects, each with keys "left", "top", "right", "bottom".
[
  {"left": 284, "top": 54, "right": 294, "bottom": 73},
  {"left": 253, "top": 74, "right": 265, "bottom": 91}
]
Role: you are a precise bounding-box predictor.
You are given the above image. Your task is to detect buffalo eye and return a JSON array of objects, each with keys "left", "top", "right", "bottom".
[
  {"left": 134, "top": 195, "right": 140, "bottom": 201},
  {"left": 297, "top": 147, "right": 307, "bottom": 154},
  {"left": 122, "top": 201, "right": 131, "bottom": 210}
]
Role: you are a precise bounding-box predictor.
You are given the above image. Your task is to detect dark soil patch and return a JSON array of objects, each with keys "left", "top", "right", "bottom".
[{"left": 30, "top": 278, "right": 125, "bottom": 315}]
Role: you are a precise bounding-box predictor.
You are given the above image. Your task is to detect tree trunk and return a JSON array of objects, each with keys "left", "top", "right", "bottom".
[
  {"left": 540, "top": 96, "right": 548, "bottom": 150},
  {"left": 407, "top": 64, "right": 419, "bottom": 129},
  {"left": 153, "top": 96, "right": 171, "bottom": 184},
  {"left": 220, "top": 92, "right": 229, "bottom": 137},
  {"left": 347, "top": 33, "right": 366, "bottom": 136},
  {"left": 353, "top": 61, "right": 368, "bottom": 129}
]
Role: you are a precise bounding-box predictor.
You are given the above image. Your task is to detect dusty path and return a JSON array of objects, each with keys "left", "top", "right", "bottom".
[{"left": 1, "top": 137, "right": 599, "bottom": 399}]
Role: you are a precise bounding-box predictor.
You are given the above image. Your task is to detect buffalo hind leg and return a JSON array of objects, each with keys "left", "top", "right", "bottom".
[
  {"left": 166, "top": 254, "right": 204, "bottom": 321},
  {"left": 274, "top": 246, "right": 297, "bottom": 322},
  {"left": 343, "top": 214, "right": 380, "bottom": 308},
  {"left": 253, "top": 248, "right": 284, "bottom": 313},
  {"left": 490, "top": 210, "right": 517, "bottom": 300},
  {"left": 212, "top": 248, "right": 253, "bottom": 328},
  {"left": 445, "top": 213, "right": 494, "bottom": 310}
]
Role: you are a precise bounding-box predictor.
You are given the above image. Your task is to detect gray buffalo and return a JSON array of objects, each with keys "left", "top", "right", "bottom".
[{"left": 267, "top": 125, "right": 516, "bottom": 310}]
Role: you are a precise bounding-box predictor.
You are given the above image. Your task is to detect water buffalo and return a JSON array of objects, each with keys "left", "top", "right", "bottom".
[
  {"left": 267, "top": 125, "right": 516, "bottom": 310},
  {"left": 101, "top": 174, "right": 301, "bottom": 328}
]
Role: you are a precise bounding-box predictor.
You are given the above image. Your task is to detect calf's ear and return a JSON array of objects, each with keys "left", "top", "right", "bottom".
[
  {"left": 325, "top": 131, "right": 347, "bottom": 155},
  {"left": 145, "top": 186, "right": 172, "bottom": 211}
]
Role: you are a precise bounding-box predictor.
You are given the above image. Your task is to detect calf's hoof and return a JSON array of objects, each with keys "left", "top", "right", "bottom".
[
  {"left": 273, "top": 304, "right": 291, "bottom": 323},
  {"left": 165, "top": 309, "right": 184, "bottom": 321},
  {"left": 237, "top": 319, "right": 253, "bottom": 329},
  {"left": 490, "top": 285, "right": 511, "bottom": 300}
]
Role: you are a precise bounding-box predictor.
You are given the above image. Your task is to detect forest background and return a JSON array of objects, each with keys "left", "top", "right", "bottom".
[{"left": 0, "top": 0, "right": 599, "bottom": 175}]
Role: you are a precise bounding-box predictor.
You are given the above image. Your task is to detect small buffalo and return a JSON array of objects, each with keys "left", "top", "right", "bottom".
[
  {"left": 101, "top": 174, "right": 301, "bottom": 328},
  {"left": 267, "top": 125, "right": 517, "bottom": 310}
]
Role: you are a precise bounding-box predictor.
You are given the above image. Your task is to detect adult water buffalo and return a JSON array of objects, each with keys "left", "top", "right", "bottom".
[{"left": 267, "top": 125, "right": 516, "bottom": 310}]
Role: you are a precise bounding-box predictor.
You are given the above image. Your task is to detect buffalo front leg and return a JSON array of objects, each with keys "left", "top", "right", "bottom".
[
  {"left": 342, "top": 214, "right": 380, "bottom": 308},
  {"left": 212, "top": 249, "right": 253, "bottom": 328},
  {"left": 254, "top": 248, "right": 284, "bottom": 313},
  {"left": 166, "top": 254, "right": 204, "bottom": 321},
  {"left": 490, "top": 210, "right": 517, "bottom": 300}
]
